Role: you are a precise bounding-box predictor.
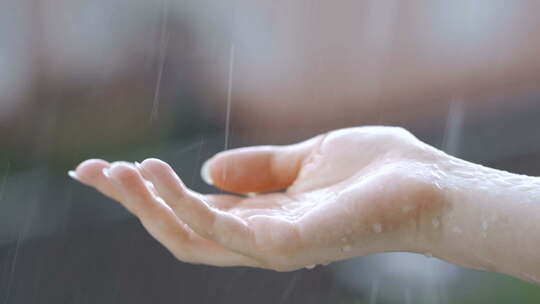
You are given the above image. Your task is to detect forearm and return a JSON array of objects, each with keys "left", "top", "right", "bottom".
[{"left": 435, "top": 156, "right": 540, "bottom": 283}]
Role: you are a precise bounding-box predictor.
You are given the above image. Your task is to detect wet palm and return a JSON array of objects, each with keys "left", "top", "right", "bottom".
[{"left": 72, "top": 126, "right": 447, "bottom": 271}]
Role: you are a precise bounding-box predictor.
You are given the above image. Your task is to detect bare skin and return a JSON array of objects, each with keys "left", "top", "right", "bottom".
[{"left": 70, "top": 126, "right": 540, "bottom": 284}]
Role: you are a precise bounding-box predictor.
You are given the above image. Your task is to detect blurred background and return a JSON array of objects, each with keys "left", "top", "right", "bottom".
[{"left": 1, "top": 0, "right": 540, "bottom": 302}]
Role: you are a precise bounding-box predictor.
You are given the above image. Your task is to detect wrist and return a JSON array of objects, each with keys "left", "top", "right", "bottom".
[{"left": 433, "top": 155, "right": 540, "bottom": 281}]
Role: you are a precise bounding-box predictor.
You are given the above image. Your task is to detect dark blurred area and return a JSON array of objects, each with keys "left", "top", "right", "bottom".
[{"left": 1, "top": 0, "right": 540, "bottom": 303}]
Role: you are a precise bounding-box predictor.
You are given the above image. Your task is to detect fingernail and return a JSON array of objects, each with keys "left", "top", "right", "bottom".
[
  {"left": 102, "top": 168, "right": 111, "bottom": 178},
  {"left": 68, "top": 170, "right": 79, "bottom": 180},
  {"left": 201, "top": 158, "right": 213, "bottom": 185}
]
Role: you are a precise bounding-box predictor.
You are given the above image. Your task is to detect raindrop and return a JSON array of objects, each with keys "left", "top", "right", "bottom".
[{"left": 305, "top": 264, "right": 316, "bottom": 270}]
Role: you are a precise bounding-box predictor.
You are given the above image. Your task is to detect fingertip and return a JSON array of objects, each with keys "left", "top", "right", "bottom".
[
  {"left": 74, "top": 159, "right": 110, "bottom": 183},
  {"left": 69, "top": 159, "right": 131, "bottom": 203},
  {"left": 208, "top": 147, "right": 285, "bottom": 193},
  {"left": 108, "top": 162, "right": 139, "bottom": 180},
  {"left": 140, "top": 158, "right": 172, "bottom": 174},
  {"left": 139, "top": 158, "right": 188, "bottom": 193},
  {"left": 76, "top": 159, "right": 109, "bottom": 172},
  {"left": 107, "top": 162, "right": 157, "bottom": 200},
  {"left": 201, "top": 158, "right": 214, "bottom": 185},
  {"left": 68, "top": 170, "right": 79, "bottom": 181}
]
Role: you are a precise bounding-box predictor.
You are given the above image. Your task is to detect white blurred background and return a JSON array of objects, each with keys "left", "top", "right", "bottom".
[{"left": 2, "top": 0, "right": 540, "bottom": 303}]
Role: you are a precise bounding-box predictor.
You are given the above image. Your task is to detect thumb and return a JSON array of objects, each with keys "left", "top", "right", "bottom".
[{"left": 201, "top": 135, "right": 324, "bottom": 194}]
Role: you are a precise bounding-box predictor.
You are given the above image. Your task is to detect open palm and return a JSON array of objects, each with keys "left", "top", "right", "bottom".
[{"left": 72, "top": 127, "right": 446, "bottom": 271}]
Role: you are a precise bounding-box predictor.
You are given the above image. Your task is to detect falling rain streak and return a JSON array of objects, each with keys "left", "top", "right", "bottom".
[
  {"left": 219, "top": 43, "right": 236, "bottom": 192},
  {"left": 279, "top": 272, "right": 301, "bottom": 303},
  {"left": 0, "top": 162, "right": 10, "bottom": 304},
  {"left": 442, "top": 100, "right": 465, "bottom": 156},
  {"left": 189, "top": 137, "right": 205, "bottom": 186},
  {"left": 150, "top": 0, "right": 170, "bottom": 123},
  {"left": 0, "top": 161, "right": 9, "bottom": 202},
  {"left": 3, "top": 191, "right": 35, "bottom": 304},
  {"left": 369, "top": 278, "right": 380, "bottom": 304},
  {"left": 224, "top": 43, "right": 235, "bottom": 152}
]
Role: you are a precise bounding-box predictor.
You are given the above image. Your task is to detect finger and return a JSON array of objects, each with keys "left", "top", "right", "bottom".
[
  {"left": 138, "top": 158, "right": 258, "bottom": 256},
  {"left": 72, "top": 159, "right": 159, "bottom": 203},
  {"left": 201, "top": 134, "right": 326, "bottom": 194},
  {"left": 71, "top": 159, "right": 123, "bottom": 202},
  {"left": 107, "top": 162, "right": 259, "bottom": 267}
]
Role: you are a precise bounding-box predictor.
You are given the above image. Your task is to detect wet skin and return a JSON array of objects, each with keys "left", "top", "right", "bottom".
[{"left": 70, "top": 126, "right": 540, "bottom": 283}]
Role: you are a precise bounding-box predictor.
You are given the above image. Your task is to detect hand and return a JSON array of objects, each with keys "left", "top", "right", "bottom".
[{"left": 70, "top": 127, "right": 448, "bottom": 271}]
